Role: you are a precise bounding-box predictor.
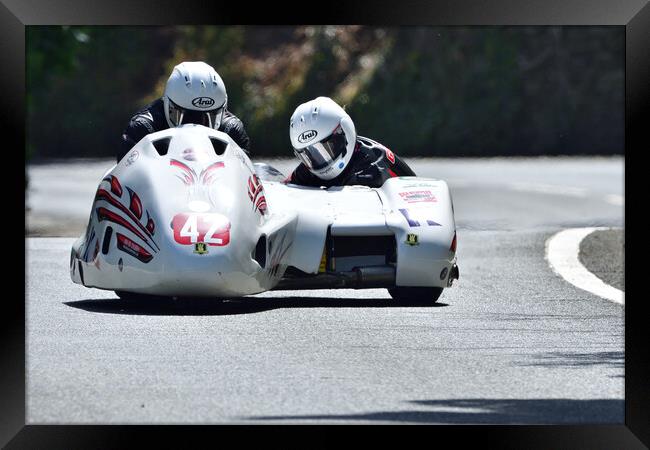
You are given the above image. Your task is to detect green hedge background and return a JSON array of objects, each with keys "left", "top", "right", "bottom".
[{"left": 27, "top": 26, "right": 624, "bottom": 159}]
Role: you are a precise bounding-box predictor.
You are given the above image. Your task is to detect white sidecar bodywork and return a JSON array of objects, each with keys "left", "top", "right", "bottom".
[{"left": 70, "top": 125, "right": 458, "bottom": 299}]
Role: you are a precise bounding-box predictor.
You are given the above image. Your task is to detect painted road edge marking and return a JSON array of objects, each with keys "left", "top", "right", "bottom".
[{"left": 545, "top": 227, "right": 624, "bottom": 305}]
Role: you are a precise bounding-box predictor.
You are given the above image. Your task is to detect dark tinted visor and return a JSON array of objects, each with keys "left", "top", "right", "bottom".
[
  {"left": 169, "top": 100, "right": 224, "bottom": 128},
  {"left": 295, "top": 125, "right": 347, "bottom": 170}
]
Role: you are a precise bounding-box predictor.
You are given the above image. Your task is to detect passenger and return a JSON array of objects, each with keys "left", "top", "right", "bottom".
[{"left": 286, "top": 96, "right": 415, "bottom": 188}]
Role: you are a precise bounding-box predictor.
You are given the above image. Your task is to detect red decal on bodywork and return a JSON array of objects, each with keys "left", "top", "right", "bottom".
[
  {"left": 96, "top": 207, "right": 157, "bottom": 253},
  {"left": 127, "top": 187, "right": 143, "bottom": 219},
  {"left": 171, "top": 159, "right": 225, "bottom": 187},
  {"left": 146, "top": 211, "right": 155, "bottom": 235},
  {"left": 170, "top": 159, "right": 197, "bottom": 185},
  {"left": 247, "top": 174, "right": 267, "bottom": 215},
  {"left": 103, "top": 175, "right": 123, "bottom": 197},
  {"left": 94, "top": 188, "right": 159, "bottom": 250},
  {"left": 116, "top": 232, "right": 153, "bottom": 263},
  {"left": 200, "top": 161, "right": 225, "bottom": 185},
  {"left": 255, "top": 195, "right": 267, "bottom": 215}
]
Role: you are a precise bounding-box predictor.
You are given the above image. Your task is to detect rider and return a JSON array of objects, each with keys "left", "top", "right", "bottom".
[
  {"left": 287, "top": 96, "right": 415, "bottom": 188},
  {"left": 118, "top": 61, "right": 251, "bottom": 162}
]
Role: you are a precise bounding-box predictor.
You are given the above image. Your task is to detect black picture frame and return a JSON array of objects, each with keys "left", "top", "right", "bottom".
[{"left": 7, "top": 0, "right": 648, "bottom": 447}]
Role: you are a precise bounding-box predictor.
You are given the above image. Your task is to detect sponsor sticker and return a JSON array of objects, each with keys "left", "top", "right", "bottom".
[
  {"left": 406, "top": 233, "right": 419, "bottom": 246},
  {"left": 193, "top": 242, "right": 209, "bottom": 255},
  {"left": 298, "top": 130, "right": 318, "bottom": 143},
  {"left": 399, "top": 190, "right": 437, "bottom": 203},
  {"left": 116, "top": 232, "right": 153, "bottom": 263},
  {"left": 191, "top": 97, "right": 216, "bottom": 108},
  {"left": 402, "top": 182, "right": 439, "bottom": 188},
  {"left": 125, "top": 150, "right": 139, "bottom": 166},
  {"left": 386, "top": 148, "right": 395, "bottom": 164}
]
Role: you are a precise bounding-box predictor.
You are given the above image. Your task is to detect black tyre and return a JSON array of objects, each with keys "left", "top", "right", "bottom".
[
  {"left": 388, "top": 286, "right": 443, "bottom": 305},
  {"left": 115, "top": 290, "right": 168, "bottom": 302}
]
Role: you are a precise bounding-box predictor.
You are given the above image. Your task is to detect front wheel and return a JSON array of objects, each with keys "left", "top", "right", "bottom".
[{"left": 388, "top": 286, "right": 443, "bottom": 305}]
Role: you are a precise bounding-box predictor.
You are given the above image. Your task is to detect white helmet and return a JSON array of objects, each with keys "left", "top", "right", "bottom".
[
  {"left": 289, "top": 96, "right": 356, "bottom": 180},
  {"left": 163, "top": 61, "right": 228, "bottom": 129}
]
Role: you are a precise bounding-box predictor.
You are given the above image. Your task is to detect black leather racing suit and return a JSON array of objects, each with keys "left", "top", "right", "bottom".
[
  {"left": 287, "top": 136, "right": 416, "bottom": 188},
  {"left": 118, "top": 98, "right": 251, "bottom": 162}
]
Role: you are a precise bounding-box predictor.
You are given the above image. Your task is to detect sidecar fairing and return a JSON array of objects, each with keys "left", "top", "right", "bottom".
[
  {"left": 259, "top": 173, "right": 459, "bottom": 294},
  {"left": 71, "top": 125, "right": 458, "bottom": 301},
  {"left": 70, "top": 125, "right": 296, "bottom": 298}
]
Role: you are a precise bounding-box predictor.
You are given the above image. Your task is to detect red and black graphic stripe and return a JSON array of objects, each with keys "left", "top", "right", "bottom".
[
  {"left": 82, "top": 228, "right": 96, "bottom": 262},
  {"left": 103, "top": 175, "right": 123, "bottom": 197},
  {"left": 146, "top": 210, "right": 155, "bottom": 235},
  {"left": 247, "top": 175, "right": 263, "bottom": 200},
  {"left": 247, "top": 174, "right": 267, "bottom": 215},
  {"left": 127, "top": 187, "right": 143, "bottom": 219},
  {"left": 255, "top": 195, "right": 267, "bottom": 215},
  {"left": 94, "top": 188, "right": 159, "bottom": 251},
  {"left": 170, "top": 159, "right": 198, "bottom": 186},
  {"left": 116, "top": 232, "right": 153, "bottom": 263},
  {"left": 200, "top": 161, "right": 225, "bottom": 185},
  {"left": 95, "top": 207, "right": 158, "bottom": 254}
]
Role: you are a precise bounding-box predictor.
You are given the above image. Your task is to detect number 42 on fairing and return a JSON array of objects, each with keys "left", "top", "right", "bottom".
[{"left": 172, "top": 213, "right": 231, "bottom": 246}]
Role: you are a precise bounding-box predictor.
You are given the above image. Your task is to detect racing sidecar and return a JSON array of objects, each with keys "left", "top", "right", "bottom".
[{"left": 70, "top": 124, "right": 459, "bottom": 303}]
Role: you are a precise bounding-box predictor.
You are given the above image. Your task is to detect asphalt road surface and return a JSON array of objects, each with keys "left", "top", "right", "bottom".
[
  {"left": 26, "top": 157, "right": 624, "bottom": 424},
  {"left": 580, "top": 229, "right": 624, "bottom": 291}
]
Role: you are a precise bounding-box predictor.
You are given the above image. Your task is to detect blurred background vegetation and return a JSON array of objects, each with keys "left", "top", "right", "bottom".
[{"left": 26, "top": 25, "right": 623, "bottom": 160}]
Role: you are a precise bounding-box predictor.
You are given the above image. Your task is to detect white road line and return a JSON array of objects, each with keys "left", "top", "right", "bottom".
[{"left": 545, "top": 227, "right": 624, "bottom": 305}]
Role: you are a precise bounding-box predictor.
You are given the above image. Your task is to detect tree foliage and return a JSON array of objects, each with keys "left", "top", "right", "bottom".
[
  {"left": 27, "top": 26, "right": 623, "bottom": 159},
  {"left": 27, "top": 26, "right": 177, "bottom": 159}
]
